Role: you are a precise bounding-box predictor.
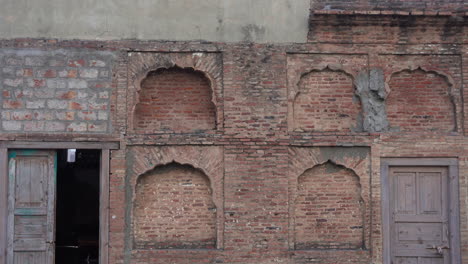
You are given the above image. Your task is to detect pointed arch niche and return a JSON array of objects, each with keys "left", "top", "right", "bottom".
[
  {"left": 128, "top": 146, "right": 224, "bottom": 251},
  {"left": 379, "top": 54, "right": 463, "bottom": 134},
  {"left": 386, "top": 68, "right": 456, "bottom": 132},
  {"left": 295, "top": 161, "right": 364, "bottom": 249},
  {"left": 288, "top": 147, "right": 371, "bottom": 251},
  {"left": 134, "top": 162, "right": 216, "bottom": 249},
  {"left": 293, "top": 67, "right": 362, "bottom": 132},
  {"left": 127, "top": 52, "right": 223, "bottom": 134},
  {"left": 286, "top": 54, "right": 368, "bottom": 133}
]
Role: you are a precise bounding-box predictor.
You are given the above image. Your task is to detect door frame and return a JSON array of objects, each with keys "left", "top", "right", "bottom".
[
  {"left": 0, "top": 141, "right": 119, "bottom": 264},
  {"left": 380, "top": 158, "right": 461, "bottom": 264}
]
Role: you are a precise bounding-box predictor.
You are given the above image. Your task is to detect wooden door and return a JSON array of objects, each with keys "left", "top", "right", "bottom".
[
  {"left": 7, "top": 150, "right": 56, "bottom": 264},
  {"left": 389, "top": 166, "right": 450, "bottom": 264}
]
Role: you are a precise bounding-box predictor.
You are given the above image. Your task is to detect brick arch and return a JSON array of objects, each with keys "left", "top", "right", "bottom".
[
  {"left": 292, "top": 67, "right": 362, "bottom": 132},
  {"left": 294, "top": 160, "right": 365, "bottom": 249},
  {"left": 386, "top": 67, "right": 456, "bottom": 132},
  {"left": 127, "top": 52, "right": 223, "bottom": 133},
  {"left": 384, "top": 65, "right": 456, "bottom": 95},
  {"left": 133, "top": 162, "right": 217, "bottom": 249},
  {"left": 132, "top": 159, "right": 219, "bottom": 206},
  {"left": 133, "top": 66, "right": 217, "bottom": 133}
]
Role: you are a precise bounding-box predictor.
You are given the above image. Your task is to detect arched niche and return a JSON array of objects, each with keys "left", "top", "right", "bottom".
[
  {"left": 133, "top": 162, "right": 216, "bottom": 249},
  {"left": 294, "top": 161, "right": 365, "bottom": 250},
  {"left": 386, "top": 68, "right": 456, "bottom": 132},
  {"left": 292, "top": 67, "right": 362, "bottom": 132},
  {"left": 133, "top": 66, "right": 217, "bottom": 133},
  {"left": 127, "top": 52, "right": 224, "bottom": 134}
]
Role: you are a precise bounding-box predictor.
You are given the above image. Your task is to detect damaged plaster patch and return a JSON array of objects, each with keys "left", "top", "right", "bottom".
[
  {"left": 355, "top": 68, "right": 389, "bottom": 132},
  {"left": 242, "top": 24, "right": 266, "bottom": 42},
  {"left": 319, "top": 147, "right": 369, "bottom": 162}
]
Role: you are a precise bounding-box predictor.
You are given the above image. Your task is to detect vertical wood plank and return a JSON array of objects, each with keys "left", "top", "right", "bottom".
[
  {"left": 100, "top": 149, "right": 110, "bottom": 264},
  {"left": 7, "top": 153, "right": 16, "bottom": 264},
  {"left": 6, "top": 150, "right": 56, "bottom": 264},
  {"left": 449, "top": 164, "right": 461, "bottom": 264},
  {"left": 46, "top": 152, "right": 57, "bottom": 264},
  {"left": 380, "top": 161, "right": 391, "bottom": 264},
  {"left": 0, "top": 148, "right": 7, "bottom": 264}
]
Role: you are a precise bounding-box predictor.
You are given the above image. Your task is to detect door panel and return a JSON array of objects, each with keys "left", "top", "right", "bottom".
[
  {"left": 390, "top": 167, "right": 449, "bottom": 264},
  {"left": 7, "top": 150, "right": 56, "bottom": 264}
]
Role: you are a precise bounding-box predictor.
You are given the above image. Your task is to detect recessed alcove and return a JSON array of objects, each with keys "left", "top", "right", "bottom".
[
  {"left": 293, "top": 68, "right": 362, "bottom": 132},
  {"left": 294, "top": 161, "right": 365, "bottom": 250},
  {"left": 133, "top": 67, "right": 217, "bottom": 133},
  {"left": 133, "top": 162, "right": 216, "bottom": 249},
  {"left": 387, "top": 68, "right": 455, "bottom": 132}
]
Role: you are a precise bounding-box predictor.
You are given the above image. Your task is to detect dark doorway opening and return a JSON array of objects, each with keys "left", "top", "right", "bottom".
[{"left": 56, "top": 149, "right": 100, "bottom": 264}]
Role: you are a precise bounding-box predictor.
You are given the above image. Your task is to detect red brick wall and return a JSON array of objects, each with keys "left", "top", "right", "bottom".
[
  {"left": 295, "top": 162, "right": 364, "bottom": 249},
  {"left": 293, "top": 69, "right": 361, "bottom": 132},
  {"left": 133, "top": 163, "right": 216, "bottom": 249},
  {"left": 134, "top": 67, "right": 216, "bottom": 133},
  {"left": 311, "top": 0, "right": 465, "bottom": 12},
  {"left": 387, "top": 69, "right": 455, "bottom": 132},
  {"left": 1, "top": 13, "right": 468, "bottom": 264}
]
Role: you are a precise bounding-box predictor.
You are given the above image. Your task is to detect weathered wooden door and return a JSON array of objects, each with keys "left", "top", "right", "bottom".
[
  {"left": 389, "top": 166, "right": 452, "bottom": 264},
  {"left": 7, "top": 150, "right": 56, "bottom": 264}
]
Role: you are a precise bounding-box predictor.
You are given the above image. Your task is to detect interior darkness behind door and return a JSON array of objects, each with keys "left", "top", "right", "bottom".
[{"left": 56, "top": 149, "right": 100, "bottom": 264}]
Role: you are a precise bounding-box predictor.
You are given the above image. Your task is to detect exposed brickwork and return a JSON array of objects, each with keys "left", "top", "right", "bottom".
[
  {"left": 309, "top": 15, "right": 465, "bottom": 44},
  {"left": 128, "top": 146, "right": 225, "bottom": 257},
  {"left": 0, "top": 9, "right": 468, "bottom": 264},
  {"left": 387, "top": 69, "right": 454, "bottom": 132},
  {"left": 134, "top": 163, "right": 216, "bottom": 249},
  {"left": 287, "top": 54, "right": 368, "bottom": 133},
  {"left": 293, "top": 69, "right": 361, "bottom": 132},
  {"left": 379, "top": 54, "right": 463, "bottom": 134},
  {"left": 289, "top": 147, "right": 371, "bottom": 263},
  {"left": 311, "top": 0, "right": 467, "bottom": 12},
  {"left": 0, "top": 49, "right": 115, "bottom": 133},
  {"left": 134, "top": 67, "right": 216, "bottom": 133},
  {"left": 127, "top": 52, "right": 223, "bottom": 134},
  {"left": 295, "top": 162, "right": 364, "bottom": 249}
]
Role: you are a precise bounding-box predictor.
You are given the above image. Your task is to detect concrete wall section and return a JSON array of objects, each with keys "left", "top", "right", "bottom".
[{"left": 0, "top": 0, "right": 310, "bottom": 43}]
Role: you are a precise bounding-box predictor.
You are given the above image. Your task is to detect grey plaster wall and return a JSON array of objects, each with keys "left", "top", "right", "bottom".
[{"left": 0, "top": 0, "right": 310, "bottom": 43}]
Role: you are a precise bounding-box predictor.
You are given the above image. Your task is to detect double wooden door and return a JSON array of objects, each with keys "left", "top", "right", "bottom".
[
  {"left": 387, "top": 165, "right": 460, "bottom": 264},
  {"left": 6, "top": 150, "right": 56, "bottom": 264}
]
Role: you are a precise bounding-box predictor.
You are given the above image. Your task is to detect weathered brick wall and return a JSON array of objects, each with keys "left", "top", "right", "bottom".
[
  {"left": 0, "top": 49, "right": 115, "bottom": 133},
  {"left": 0, "top": 8, "right": 467, "bottom": 264},
  {"left": 293, "top": 69, "right": 361, "bottom": 132},
  {"left": 287, "top": 54, "right": 368, "bottom": 133},
  {"left": 133, "top": 163, "right": 216, "bottom": 249},
  {"left": 295, "top": 162, "right": 364, "bottom": 250},
  {"left": 387, "top": 69, "right": 454, "bottom": 132},
  {"left": 127, "top": 52, "right": 224, "bottom": 134},
  {"left": 311, "top": 0, "right": 467, "bottom": 12},
  {"left": 134, "top": 67, "right": 216, "bottom": 133},
  {"left": 308, "top": 14, "right": 465, "bottom": 45}
]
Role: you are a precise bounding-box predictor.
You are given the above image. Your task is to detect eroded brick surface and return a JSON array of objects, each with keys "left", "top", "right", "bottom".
[
  {"left": 293, "top": 69, "right": 361, "bottom": 132},
  {"left": 387, "top": 69, "right": 455, "bottom": 132},
  {"left": 295, "top": 162, "right": 364, "bottom": 249},
  {"left": 312, "top": 0, "right": 465, "bottom": 12},
  {"left": 134, "top": 67, "right": 216, "bottom": 133},
  {"left": 133, "top": 163, "right": 216, "bottom": 249}
]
